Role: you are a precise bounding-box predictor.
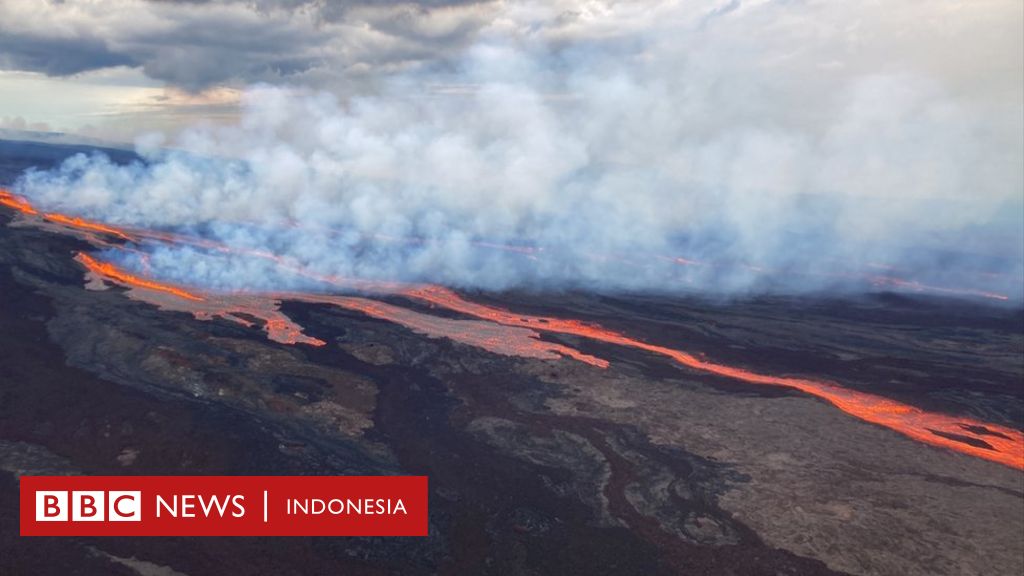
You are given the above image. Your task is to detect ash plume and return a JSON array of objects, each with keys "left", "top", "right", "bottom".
[{"left": 13, "top": 0, "right": 1024, "bottom": 301}]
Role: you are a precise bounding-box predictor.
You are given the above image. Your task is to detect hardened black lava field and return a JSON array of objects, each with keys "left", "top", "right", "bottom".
[{"left": 1, "top": 139, "right": 1021, "bottom": 576}]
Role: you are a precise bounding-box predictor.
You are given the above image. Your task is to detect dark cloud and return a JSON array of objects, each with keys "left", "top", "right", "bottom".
[
  {"left": 0, "top": 0, "right": 494, "bottom": 90},
  {"left": 126, "top": 8, "right": 333, "bottom": 90},
  {"left": 0, "top": 33, "right": 136, "bottom": 76}
]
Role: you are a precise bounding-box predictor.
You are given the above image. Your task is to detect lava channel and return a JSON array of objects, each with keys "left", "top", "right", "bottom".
[
  {"left": 77, "top": 252, "right": 325, "bottom": 346},
  {"left": 74, "top": 253, "right": 604, "bottom": 365},
  {"left": 403, "top": 285, "right": 1024, "bottom": 470},
  {"left": 3, "top": 188, "right": 1020, "bottom": 469}
]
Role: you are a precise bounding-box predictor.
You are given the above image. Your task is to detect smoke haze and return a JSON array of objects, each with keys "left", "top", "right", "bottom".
[{"left": 13, "top": 0, "right": 1024, "bottom": 300}]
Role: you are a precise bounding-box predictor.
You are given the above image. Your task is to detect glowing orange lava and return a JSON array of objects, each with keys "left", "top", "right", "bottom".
[
  {"left": 288, "top": 294, "right": 608, "bottom": 367},
  {"left": 403, "top": 286, "right": 1024, "bottom": 469},
  {"left": 3, "top": 188, "right": 1021, "bottom": 468},
  {"left": 76, "top": 253, "right": 325, "bottom": 346},
  {"left": 0, "top": 189, "right": 38, "bottom": 215},
  {"left": 44, "top": 213, "right": 134, "bottom": 242},
  {"left": 76, "top": 252, "right": 204, "bottom": 302},
  {"left": 1, "top": 190, "right": 136, "bottom": 243},
  {"left": 72, "top": 253, "right": 601, "bottom": 362},
  {"left": 260, "top": 316, "right": 327, "bottom": 347}
]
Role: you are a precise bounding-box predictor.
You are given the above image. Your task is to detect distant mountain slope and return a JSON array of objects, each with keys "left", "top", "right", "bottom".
[{"left": 0, "top": 138, "right": 139, "bottom": 185}]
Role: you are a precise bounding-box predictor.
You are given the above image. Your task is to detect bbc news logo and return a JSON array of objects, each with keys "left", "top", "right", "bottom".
[
  {"left": 36, "top": 490, "right": 141, "bottom": 522},
  {"left": 21, "top": 476, "right": 428, "bottom": 536}
]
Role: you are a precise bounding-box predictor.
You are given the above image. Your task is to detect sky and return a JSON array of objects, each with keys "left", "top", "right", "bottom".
[
  {"left": 0, "top": 0, "right": 507, "bottom": 138},
  {"left": 1, "top": 0, "right": 1017, "bottom": 140},
  {"left": 2, "top": 0, "right": 1023, "bottom": 298}
]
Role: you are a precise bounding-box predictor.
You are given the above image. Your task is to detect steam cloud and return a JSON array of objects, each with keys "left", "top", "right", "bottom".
[{"left": 14, "top": 1, "right": 1024, "bottom": 300}]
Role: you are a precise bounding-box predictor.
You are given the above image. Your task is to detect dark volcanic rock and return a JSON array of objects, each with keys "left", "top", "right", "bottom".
[{"left": 1, "top": 140, "right": 1022, "bottom": 576}]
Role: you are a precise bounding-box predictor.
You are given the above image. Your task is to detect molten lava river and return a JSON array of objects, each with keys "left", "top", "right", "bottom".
[{"left": 2, "top": 189, "right": 1022, "bottom": 470}]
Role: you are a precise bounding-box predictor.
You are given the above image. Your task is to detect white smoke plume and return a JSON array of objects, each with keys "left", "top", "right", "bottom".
[{"left": 14, "top": 0, "right": 1024, "bottom": 300}]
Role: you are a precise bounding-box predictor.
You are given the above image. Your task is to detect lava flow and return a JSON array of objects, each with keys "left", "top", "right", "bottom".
[
  {"left": 2, "top": 188, "right": 1022, "bottom": 469},
  {"left": 74, "top": 252, "right": 604, "bottom": 365},
  {"left": 2, "top": 189, "right": 135, "bottom": 243},
  {"left": 0, "top": 189, "right": 37, "bottom": 215},
  {"left": 44, "top": 213, "right": 134, "bottom": 242},
  {"left": 76, "top": 251, "right": 326, "bottom": 346},
  {"left": 77, "top": 253, "right": 204, "bottom": 302},
  {"left": 288, "top": 293, "right": 609, "bottom": 367},
  {"left": 868, "top": 275, "right": 1011, "bottom": 302},
  {"left": 403, "top": 286, "right": 1024, "bottom": 470}
]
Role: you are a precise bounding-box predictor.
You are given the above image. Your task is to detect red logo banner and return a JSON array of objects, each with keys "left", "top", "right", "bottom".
[{"left": 20, "top": 476, "right": 428, "bottom": 536}]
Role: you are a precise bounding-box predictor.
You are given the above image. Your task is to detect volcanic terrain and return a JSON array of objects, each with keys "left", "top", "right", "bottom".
[{"left": 0, "top": 139, "right": 1022, "bottom": 576}]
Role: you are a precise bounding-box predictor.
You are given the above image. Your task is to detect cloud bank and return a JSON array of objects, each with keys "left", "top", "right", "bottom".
[
  {"left": 12, "top": 0, "right": 1024, "bottom": 300},
  {"left": 0, "top": 0, "right": 497, "bottom": 91}
]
